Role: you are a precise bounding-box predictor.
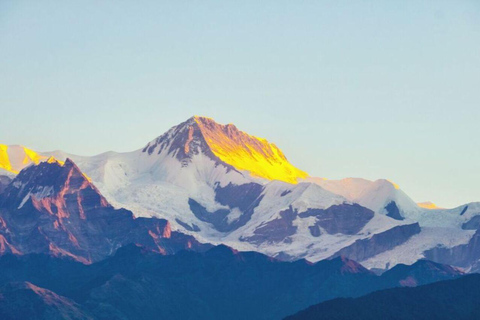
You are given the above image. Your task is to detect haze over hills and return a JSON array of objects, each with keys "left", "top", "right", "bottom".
[
  {"left": 0, "top": 245, "right": 463, "bottom": 320},
  {"left": 1, "top": 116, "right": 480, "bottom": 271}
]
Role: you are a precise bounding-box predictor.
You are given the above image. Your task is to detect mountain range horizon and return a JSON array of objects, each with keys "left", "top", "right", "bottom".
[
  {"left": 0, "top": 115, "right": 460, "bottom": 209},
  {"left": 2, "top": 2, "right": 478, "bottom": 318},
  {"left": 1, "top": 115, "right": 478, "bottom": 318},
  {"left": 2, "top": 114, "right": 480, "bottom": 274}
]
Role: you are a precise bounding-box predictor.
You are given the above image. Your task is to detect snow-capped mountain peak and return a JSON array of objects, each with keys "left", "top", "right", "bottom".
[
  {"left": 2, "top": 158, "right": 109, "bottom": 213},
  {"left": 2, "top": 116, "right": 479, "bottom": 272},
  {"left": 417, "top": 201, "right": 443, "bottom": 209},
  {"left": 142, "top": 116, "right": 217, "bottom": 163},
  {"left": 142, "top": 116, "right": 308, "bottom": 184}
]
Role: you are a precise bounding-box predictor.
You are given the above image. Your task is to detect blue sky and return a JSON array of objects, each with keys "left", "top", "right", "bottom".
[{"left": 1, "top": 1, "right": 479, "bottom": 207}]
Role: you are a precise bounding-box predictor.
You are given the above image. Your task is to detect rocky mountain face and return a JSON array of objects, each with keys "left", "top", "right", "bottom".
[
  {"left": 0, "top": 175, "right": 11, "bottom": 195},
  {"left": 0, "top": 246, "right": 462, "bottom": 320},
  {"left": 424, "top": 227, "right": 480, "bottom": 272},
  {"left": 329, "top": 223, "right": 421, "bottom": 262},
  {"left": 0, "top": 159, "right": 210, "bottom": 263}
]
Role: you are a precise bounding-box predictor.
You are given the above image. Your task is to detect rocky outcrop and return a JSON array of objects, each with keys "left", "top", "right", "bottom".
[
  {"left": 0, "top": 176, "right": 11, "bottom": 195},
  {"left": 299, "top": 204, "right": 375, "bottom": 235},
  {"left": 142, "top": 117, "right": 225, "bottom": 166},
  {"left": 385, "top": 201, "right": 404, "bottom": 220},
  {"left": 424, "top": 229, "right": 480, "bottom": 270},
  {"left": 242, "top": 207, "right": 298, "bottom": 244},
  {"left": 189, "top": 183, "right": 264, "bottom": 232},
  {"left": 330, "top": 223, "right": 421, "bottom": 262},
  {"left": 242, "top": 204, "right": 375, "bottom": 245},
  {"left": 462, "top": 215, "right": 480, "bottom": 230}
]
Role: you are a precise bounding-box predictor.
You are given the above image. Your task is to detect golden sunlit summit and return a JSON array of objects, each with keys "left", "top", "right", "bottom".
[
  {"left": 193, "top": 116, "right": 308, "bottom": 184},
  {"left": 0, "top": 144, "right": 47, "bottom": 174}
]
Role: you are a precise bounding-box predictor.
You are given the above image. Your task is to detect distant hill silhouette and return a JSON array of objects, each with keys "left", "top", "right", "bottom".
[{"left": 286, "top": 274, "right": 480, "bottom": 320}]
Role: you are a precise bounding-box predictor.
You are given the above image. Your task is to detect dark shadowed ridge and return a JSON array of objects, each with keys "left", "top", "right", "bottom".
[
  {"left": 284, "top": 274, "right": 480, "bottom": 320},
  {"left": 0, "top": 281, "right": 94, "bottom": 320},
  {"left": 0, "top": 243, "right": 464, "bottom": 320}
]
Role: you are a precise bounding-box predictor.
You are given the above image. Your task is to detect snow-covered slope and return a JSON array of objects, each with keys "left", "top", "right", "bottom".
[
  {"left": 25, "top": 117, "right": 416, "bottom": 263},
  {"left": 304, "top": 176, "right": 480, "bottom": 270},
  {"left": 306, "top": 177, "right": 480, "bottom": 227},
  {"left": 2, "top": 116, "right": 479, "bottom": 270},
  {"left": 306, "top": 177, "right": 420, "bottom": 219}
]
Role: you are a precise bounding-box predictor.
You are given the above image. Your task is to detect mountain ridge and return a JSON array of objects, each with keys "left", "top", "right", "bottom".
[
  {"left": 285, "top": 273, "right": 479, "bottom": 320},
  {"left": 1, "top": 116, "right": 480, "bottom": 271},
  {"left": 0, "top": 245, "right": 463, "bottom": 320}
]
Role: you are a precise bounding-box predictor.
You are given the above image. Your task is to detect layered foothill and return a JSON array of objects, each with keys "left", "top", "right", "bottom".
[{"left": 0, "top": 245, "right": 463, "bottom": 320}]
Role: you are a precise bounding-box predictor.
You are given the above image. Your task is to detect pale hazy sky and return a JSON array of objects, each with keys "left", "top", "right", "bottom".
[{"left": 1, "top": 1, "right": 479, "bottom": 208}]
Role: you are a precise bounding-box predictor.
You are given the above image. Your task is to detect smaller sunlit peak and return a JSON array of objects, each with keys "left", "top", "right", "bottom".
[
  {"left": 417, "top": 202, "right": 442, "bottom": 210},
  {"left": 46, "top": 156, "right": 64, "bottom": 166}
]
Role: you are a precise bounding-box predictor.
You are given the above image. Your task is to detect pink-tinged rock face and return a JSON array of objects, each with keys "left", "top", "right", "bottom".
[{"left": 0, "top": 159, "right": 211, "bottom": 263}]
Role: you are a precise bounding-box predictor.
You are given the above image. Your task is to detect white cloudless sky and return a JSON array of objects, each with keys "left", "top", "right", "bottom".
[{"left": 1, "top": 1, "right": 479, "bottom": 208}]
